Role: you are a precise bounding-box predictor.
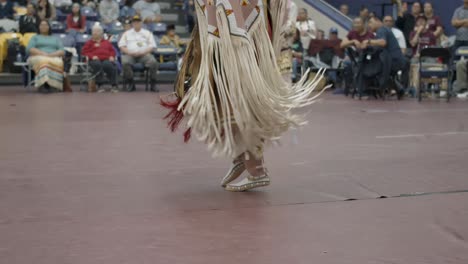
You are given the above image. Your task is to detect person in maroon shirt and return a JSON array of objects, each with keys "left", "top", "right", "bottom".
[
  {"left": 340, "top": 17, "right": 375, "bottom": 50},
  {"left": 81, "top": 24, "right": 118, "bottom": 92},
  {"left": 423, "top": 2, "right": 443, "bottom": 38},
  {"left": 410, "top": 15, "right": 437, "bottom": 57},
  {"left": 66, "top": 3, "right": 86, "bottom": 33}
]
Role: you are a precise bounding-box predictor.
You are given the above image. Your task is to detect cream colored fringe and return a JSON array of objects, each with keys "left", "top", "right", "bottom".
[{"left": 179, "top": 3, "right": 330, "bottom": 159}]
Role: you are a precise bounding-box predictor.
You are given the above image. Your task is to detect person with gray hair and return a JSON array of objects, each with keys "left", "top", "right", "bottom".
[{"left": 81, "top": 24, "right": 119, "bottom": 92}]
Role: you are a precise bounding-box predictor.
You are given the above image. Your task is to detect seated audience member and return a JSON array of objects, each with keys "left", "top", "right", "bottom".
[
  {"left": 409, "top": 15, "right": 436, "bottom": 58},
  {"left": 396, "top": 0, "right": 422, "bottom": 47},
  {"left": 423, "top": 2, "right": 443, "bottom": 39},
  {"left": 118, "top": 15, "right": 158, "bottom": 92},
  {"left": 291, "top": 28, "right": 303, "bottom": 83},
  {"left": 19, "top": 3, "right": 40, "bottom": 34},
  {"left": 383, "top": 15, "right": 407, "bottom": 54},
  {"left": 296, "top": 8, "right": 317, "bottom": 49},
  {"left": 66, "top": 3, "right": 86, "bottom": 33},
  {"left": 52, "top": 0, "right": 72, "bottom": 12},
  {"left": 362, "top": 16, "right": 409, "bottom": 95},
  {"left": 307, "top": 28, "right": 344, "bottom": 69},
  {"left": 340, "top": 17, "right": 375, "bottom": 50},
  {"left": 99, "top": 0, "right": 119, "bottom": 26},
  {"left": 0, "top": 0, "right": 16, "bottom": 32},
  {"left": 160, "top": 24, "right": 186, "bottom": 49},
  {"left": 26, "top": 20, "right": 66, "bottom": 93},
  {"left": 37, "top": 0, "right": 56, "bottom": 21},
  {"left": 451, "top": 0, "right": 468, "bottom": 51},
  {"left": 81, "top": 0, "right": 97, "bottom": 10},
  {"left": 340, "top": 17, "right": 375, "bottom": 92},
  {"left": 0, "top": 0, "right": 13, "bottom": 19},
  {"left": 81, "top": 24, "right": 118, "bottom": 93},
  {"left": 316, "top": 29, "right": 325, "bottom": 40},
  {"left": 328, "top": 27, "right": 340, "bottom": 41},
  {"left": 132, "top": 0, "right": 161, "bottom": 24}
]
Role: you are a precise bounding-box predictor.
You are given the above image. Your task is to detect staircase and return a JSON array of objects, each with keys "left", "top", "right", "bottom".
[{"left": 294, "top": 0, "right": 351, "bottom": 39}]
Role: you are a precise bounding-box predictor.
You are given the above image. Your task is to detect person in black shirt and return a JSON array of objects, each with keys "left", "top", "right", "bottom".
[
  {"left": 19, "top": 4, "right": 40, "bottom": 34},
  {"left": 363, "top": 16, "right": 409, "bottom": 96},
  {"left": 396, "top": 1, "right": 422, "bottom": 47}
]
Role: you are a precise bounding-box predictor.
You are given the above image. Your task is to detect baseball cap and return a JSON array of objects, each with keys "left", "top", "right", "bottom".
[{"left": 132, "top": 15, "right": 142, "bottom": 22}]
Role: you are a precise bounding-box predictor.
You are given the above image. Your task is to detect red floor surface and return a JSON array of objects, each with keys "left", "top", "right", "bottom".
[{"left": 1, "top": 87, "right": 468, "bottom": 264}]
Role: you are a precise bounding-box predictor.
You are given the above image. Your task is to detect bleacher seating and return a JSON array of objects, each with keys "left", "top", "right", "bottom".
[{"left": 0, "top": 0, "right": 188, "bottom": 85}]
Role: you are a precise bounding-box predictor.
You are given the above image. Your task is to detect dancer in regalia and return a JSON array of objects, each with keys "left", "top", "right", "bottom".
[{"left": 161, "top": 0, "right": 326, "bottom": 192}]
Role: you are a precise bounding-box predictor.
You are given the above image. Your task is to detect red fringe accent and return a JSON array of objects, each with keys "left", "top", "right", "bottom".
[
  {"left": 160, "top": 96, "right": 192, "bottom": 143},
  {"left": 183, "top": 128, "right": 192, "bottom": 143}
]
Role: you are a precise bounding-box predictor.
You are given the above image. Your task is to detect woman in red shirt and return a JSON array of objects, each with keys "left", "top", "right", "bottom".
[
  {"left": 81, "top": 24, "right": 118, "bottom": 92},
  {"left": 66, "top": 3, "right": 86, "bottom": 33}
]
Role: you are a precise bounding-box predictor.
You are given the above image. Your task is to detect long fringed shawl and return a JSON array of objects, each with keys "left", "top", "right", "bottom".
[{"left": 162, "top": 0, "right": 328, "bottom": 159}]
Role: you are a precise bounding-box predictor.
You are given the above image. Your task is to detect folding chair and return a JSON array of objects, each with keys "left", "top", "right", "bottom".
[
  {"left": 418, "top": 47, "right": 452, "bottom": 102},
  {"left": 155, "top": 45, "right": 179, "bottom": 74}
]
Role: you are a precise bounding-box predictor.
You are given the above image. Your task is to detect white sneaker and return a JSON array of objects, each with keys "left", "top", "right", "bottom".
[
  {"left": 97, "top": 89, "right": 106, "bottom": 93},
  {"left": 439, "top": 91, "right": 447, "bottom": 98},
  {"left": 457, "top": 91, "right": 468, "bottom": 99}
]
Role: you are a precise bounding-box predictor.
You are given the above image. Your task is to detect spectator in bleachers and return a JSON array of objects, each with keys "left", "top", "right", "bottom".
[
  {"left": 451, "top": 0, "right": 468, "bottom": 51},
  {"left": 296, "top": 8, "right": 316, "bottom": 50},
  {"left": 160, "top": 24, "right": 186, "bottom": 49},
  {"left": 81, "top": 24, "right": 118, "bottom": 93},
  {"left": 316, "top": 29, "right": 324, "bottom": 40},
  {"left": 383, "top": 15, "right": 407, "bottom": 54},
  {"left": 423, "top": 2, "right": 443, "bottom": 39},
  {"left": 0, "top": 0, "right": 17, "bottom": 32},
  {"left": 340, "top": 17, "right": 374, "bottom": 50},
  {"left": 339, "top": 4, "right": 350, "bottom": 17},
  {"left": 132, "top": 0, "right": 161, "bottom": 24},
  {"left": 51, "top": 0, "right": 72, "bottom": 11},
  {"left": 452, "top": 0, "right": 468, "bottom": 98},
  {"left": 99, "top": 0, "right": 119, "bottom": 26},
  {"left": 19, "top": 3, "right": 40, "bottom": 34},
  {"left": 396, "top": 1, "right": 422, "bottom": 47},
  {"left": 409, "top": 16, "right": 436, "bottom": 58},
  {"left": 0, "top": 0, "right": 13, "bottom": 19},
  {"left": 81, "top": 0, "right": 97, "bottom": 10},
  {"left": 0, "top": 0, "right": 13, "bottom": 17},
  {"left": 26, "top": 20, "right": 65, "bottom": 92},
  {"left": 359, "top": 6, "right": 370, "bottom": 26},
  {"left": 328, "top": 27, "right": 340, "bottom": 41},
  {"left": 118, "top": 15, "right": 158, "bottom": 92},
  {"left": 66, "top": 3, "right": 86, "bottom": 33},
  {"left": 37, "top": 0, "right": 56, "bottom": 21}
]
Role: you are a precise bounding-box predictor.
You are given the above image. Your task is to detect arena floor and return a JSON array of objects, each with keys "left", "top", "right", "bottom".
[{"left": 1, "top": 85, "right": 468, "bottom": 264}]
